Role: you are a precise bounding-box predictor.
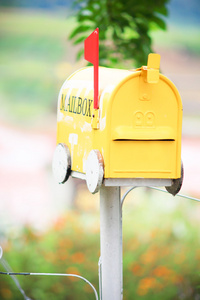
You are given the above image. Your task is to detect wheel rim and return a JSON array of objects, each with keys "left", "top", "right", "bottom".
[
  {"left": 52, "top": 143, "right": 71, "bottom": 184},
  {"left": 86, "top": 150, "right": 104, "bottom": 194}
]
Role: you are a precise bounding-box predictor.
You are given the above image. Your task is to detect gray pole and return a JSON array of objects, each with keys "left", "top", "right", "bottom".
[{"left": 99, "top": 186, "right": 123, "bottom": 300}]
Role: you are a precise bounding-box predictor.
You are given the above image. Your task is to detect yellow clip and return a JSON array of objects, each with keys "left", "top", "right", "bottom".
[
  {"left": 91, "top": 109, "right": 99, "bottom": 129},
  {"left": 142, "top": 53, "right": 160, "bottom": 84},
  {"left": 147, "top": 53, "right": 160, "bottom": 69},
  {"left": 147, "top": 53, "right": 160, "bottom": 83}
]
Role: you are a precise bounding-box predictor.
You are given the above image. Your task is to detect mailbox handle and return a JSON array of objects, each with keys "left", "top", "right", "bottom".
[{"left": 84, "top": 28, "right": 99, "bottom": 110}]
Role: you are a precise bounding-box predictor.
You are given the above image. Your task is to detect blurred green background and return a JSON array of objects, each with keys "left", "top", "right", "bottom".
[{"left": 0, "top": 0, "right": 200, "bottom": 299}]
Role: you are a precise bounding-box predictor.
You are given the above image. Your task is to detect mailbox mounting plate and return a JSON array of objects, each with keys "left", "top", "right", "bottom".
[
  {"left": 71, "top": 171, "right": 172, "bottom": 188},
  {"left": 104, "top": 178, "right": 172, "bottom": 187}
]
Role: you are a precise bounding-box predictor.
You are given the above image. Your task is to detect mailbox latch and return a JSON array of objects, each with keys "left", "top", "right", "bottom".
[{"left": 140, "top": 53, "right": 161, "bottom": 84}]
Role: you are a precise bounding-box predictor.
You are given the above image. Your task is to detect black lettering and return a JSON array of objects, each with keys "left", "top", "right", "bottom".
[
  {"left": 86, "top": 99, "right": 93, "bottom": 117},
  {"left": 73, "top": 96, "right": 77, "bottom": 114},
  {"left": 82, "top": 98, "right": 87, "bottom": 116},
  {"left": 60, "top": 94, "right": 65, "bottom": 110},
  {"left": 67, "top": 95, "right": 72, "bottom": 112},
  {"left": 76, "top": 97, "right": 82, "bottom": 114},
  {"left": 64, "top": 95, "right": 69, "bottom": 111},
  {"left": 61, "top": 95, "right": 93, "bottom": 117},
  {"left": 71, "top": 96, "right": 74, "bottom": 113}
]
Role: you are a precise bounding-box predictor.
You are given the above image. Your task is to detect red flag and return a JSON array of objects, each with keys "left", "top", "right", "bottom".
[{"left": 84, "top": 28, "right": 99, "bottom": 109}]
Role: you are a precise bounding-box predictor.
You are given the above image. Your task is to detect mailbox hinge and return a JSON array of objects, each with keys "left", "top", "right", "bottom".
[{"left": 92, "top": 109, "right": 99, "bottom": 129}]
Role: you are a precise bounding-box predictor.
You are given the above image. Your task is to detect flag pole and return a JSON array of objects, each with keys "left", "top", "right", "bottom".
[{"left": 84, "top": 28, "right": 99, "bottom": 110}]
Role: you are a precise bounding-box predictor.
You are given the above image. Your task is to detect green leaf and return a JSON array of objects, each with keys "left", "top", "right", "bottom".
[
  {"left": 73, "top": 35, "right": 88, "bottom": 45},
  {"left": 155, "top": 5, "right": 169, "bottom": 17},
  {"left": 76, "top": 48, "right": 84, "bottom": 60},
  {"left": 69, "top": 25, "right": 91, "bottom": 40},
  {"left": 69, "top": 0, "right": 169, "bottom": 68},
  {"left": 151, "top": 15, "right": 167, "bottom": 30}
]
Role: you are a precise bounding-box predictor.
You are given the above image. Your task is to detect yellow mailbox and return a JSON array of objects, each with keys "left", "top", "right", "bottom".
[{"left": 52, "top": 52, "right": 183, "bottom": 195}]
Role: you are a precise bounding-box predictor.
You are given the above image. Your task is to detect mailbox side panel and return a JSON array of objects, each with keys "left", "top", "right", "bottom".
[
  {"left": 56, "top": 73, "right": 94, "bottom": 174},
  {"left": 56, "top": 67, "right": 133, "bottom": 176}
]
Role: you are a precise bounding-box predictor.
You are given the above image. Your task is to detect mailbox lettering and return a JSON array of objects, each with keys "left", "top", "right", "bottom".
[
  {"left": 87, "top": 99, "right": 93, "bottom": 117},
  {"left": 72, "top": 96, "right": 77, "bottom": 114},
  {"left": 60, "top": 94, "right": 65, "bottom": 111},
  {"left": 60, "top": 94, "right": 93, "bottom": 118},
  {"left": 77, "top": 97, "right": 82, "bottom": 114},
  {"left": 67, "top": 95, "right": 72, "bottom": 113},
  {"left": 82, "top": 98, "right": 87, "bottom": 116}
]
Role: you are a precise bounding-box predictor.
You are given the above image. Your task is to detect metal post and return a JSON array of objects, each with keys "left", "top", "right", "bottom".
[{"left": 99, "top": 186, "right": 123, "bottom": 300}]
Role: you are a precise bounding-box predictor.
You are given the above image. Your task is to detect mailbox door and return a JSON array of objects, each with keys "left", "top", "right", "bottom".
[{"left": 108, "top": 73, "right": 182, "bottom": 179}]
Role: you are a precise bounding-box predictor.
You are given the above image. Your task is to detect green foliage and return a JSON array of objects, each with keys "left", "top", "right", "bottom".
[
  {"left": 1, "top": 189, "right": 200, "bottom": 299},
  {"left": 0, "top": 9, "right": 76, "bottom": 124},
  {"left": 0, "top": 213, "right": 100, "bottom": 300},
  {"left": 0, "top": 8, "right": 199, "bottom": 125},
  {"left": 69, "top": 0, "right": 170, "bottom": 68}
]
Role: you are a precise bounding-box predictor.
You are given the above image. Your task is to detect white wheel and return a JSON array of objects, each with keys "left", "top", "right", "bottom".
[
  {"left": 52, "top": 143, "right": 71, "bottom": 184},
  {"left": 86, "top": 150, "right": 104, "bottom": 194}
]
